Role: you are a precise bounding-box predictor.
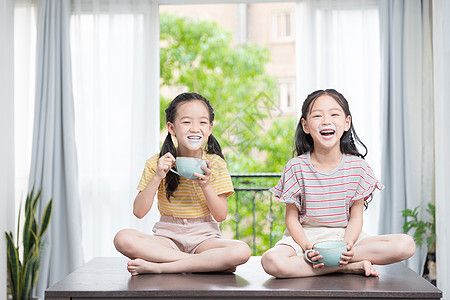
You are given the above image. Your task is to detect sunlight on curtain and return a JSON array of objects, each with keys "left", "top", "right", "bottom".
[
  {"left": 14, "top": 0, "right": 36, "bottom": 223},
  {"left": 296, "top": 0, "right": 381, "bottom": 235},
  {"left": 70, "top": 0, "right": 159, "bottom": 262}
]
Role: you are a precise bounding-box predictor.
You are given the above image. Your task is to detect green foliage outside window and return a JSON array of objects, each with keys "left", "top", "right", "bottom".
[
  {"left": 224, "top": 117, "right": 297, "bottom": 254},
  {"left": 160, "top": 13, "right": 298, "bottom": 254}
]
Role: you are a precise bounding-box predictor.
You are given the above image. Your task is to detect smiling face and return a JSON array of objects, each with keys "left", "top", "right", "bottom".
[
  {"left": 167, "top": 100, "right": 213, "bottom": 156},
  {"left": 301, "top": 94, "right": 351, "bottom": 153}
]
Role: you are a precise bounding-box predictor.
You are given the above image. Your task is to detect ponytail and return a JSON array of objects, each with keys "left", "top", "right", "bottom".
[
  {"left": 295, "top": 89, "right": 367, "bottom": 159},
  {"left": 205, "top": 134, "right": 224, "bottom": 159},
  {"left": 340, "top": 129, "right": 367, "bottom": 159},
  {"left": 295, "top": 89, "right": 370, "bottom": 209},
  {"left": 160, "top": 132, "right": 177, "bottom": 158},
  {"left": 160, "top": 92, "right": 223, "bottom": 201},
  {"left": 159, "top": 133, "right": 179, "bottom": 201}
]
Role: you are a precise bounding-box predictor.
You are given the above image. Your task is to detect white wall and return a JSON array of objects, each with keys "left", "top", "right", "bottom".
[
  {"left": 433, "top": 1, "right": 450, "bottom": 298},
  {"left": 0, "top": 0, "right": 15, "bottom": 298}
]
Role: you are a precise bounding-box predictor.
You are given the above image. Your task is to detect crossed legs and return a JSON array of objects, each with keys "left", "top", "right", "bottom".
[
  {"left": 114, "top": 229, "right": 251, "bottom": 275},
  {"left": 261, "top": 233, "right": 415, "bottom": 278}
]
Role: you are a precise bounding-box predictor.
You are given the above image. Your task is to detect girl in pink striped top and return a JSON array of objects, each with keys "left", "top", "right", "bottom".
[{"left": 261, "top": 89, "right": 415, "bottom": 278}]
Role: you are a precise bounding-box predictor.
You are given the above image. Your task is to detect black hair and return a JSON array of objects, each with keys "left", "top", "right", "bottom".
[
  {"left": 294, "top": 89, "right": 367, "bottom": 158},
  {"left": 293, "top": 89, "right": 372, "bottom": 208},
  {"left": 160, "top": 92, "right": 224, "bottom": 200}
]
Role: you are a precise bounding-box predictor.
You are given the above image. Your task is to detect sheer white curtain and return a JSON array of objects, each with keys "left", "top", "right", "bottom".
[
  {"left": 1, "top": 0, "right": 15, "bottom": 298},
  {"left": 295, "top": 0, "right": 381, "bottom": 235},
  {"left": 70, "top": 0, "right": 160, "bottom": 262},
  {"left": 14, "top": 0, "right": 36, "bottom": 231}
]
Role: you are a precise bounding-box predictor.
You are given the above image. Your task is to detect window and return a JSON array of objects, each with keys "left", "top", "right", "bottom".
[
  {"left": 295, "top": 0, "right": 381, "bottom": 234},
  {"left": 71, "top": 1, "right": 160, "bottom": 261},
  {"left": 14, "top": 1, "right": 382, "bottom": 262},
  {"left": 272, "top": 10, "right": 294, "bottom": 42},
  {"left": 278, "top": 78, "right": 296, "bottom": 114}
]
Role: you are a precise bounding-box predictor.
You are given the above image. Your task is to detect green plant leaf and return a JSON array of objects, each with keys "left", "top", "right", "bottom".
[
  {"left": 39, "top": 198, "right": 53, "bottom": 238},
  {"left": 32, "top": 254, "right": 42, "bottom": 293},
  {"left": 23, "top": 189, "right": 41, "bottom": 262},
  {"left": 427, "top": 235, "right": 436, "bottom": 249},
  {"left": 5, "top": 232, "right": 21, "bottom": 300},
  {"left": 31, "top": 217, "right": 38, "bottom": 245},
  {"left": 402, "top": 221, "right": 414, "bottom": 233},
  {"left": 401, "top": 208, "right": 413, "bottom": 217},
  {"left": 427, "top": 202, "right": 436, "bottom": 236},
  {"left": 31, "top": 188, "right": 42, "bottom": 212},
  {"left": 6, "top": 187, "right": 52, "bottom": 300},
  {"left": 25, "top": 186, "right": 41, "bottom": 216},
  {"left": 402, "top": 203, "right": 436, "bottom": 251},
  {"left": 16, "top": 201, "right": 22, "bottom": 247},
  {"left": 22, "top": 202, "right": 33, "bottom": 262},
  {"left": 24, "top": 186, "right": 34, "bottom": 215},
  {"left": 20, "top": 231, "right": 39, "bottom": 300}
]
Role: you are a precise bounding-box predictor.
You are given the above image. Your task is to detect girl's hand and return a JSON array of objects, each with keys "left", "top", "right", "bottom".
[
  {"left": 304, "top": 243, "right": 324, "bottom": 268},
  {"left": 193, "top": 159, "right": 212, "bottom": 188},
  {"left": 340, "top": 241, "right": 355, "bottom": 265},
  {"left": 156, "top": 153, "right": 176, "bottom": 179}
]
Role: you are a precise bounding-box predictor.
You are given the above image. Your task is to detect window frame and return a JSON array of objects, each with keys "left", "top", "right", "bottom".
[{"left": 271, "top": 9, "right": 294, "bottom": 43}]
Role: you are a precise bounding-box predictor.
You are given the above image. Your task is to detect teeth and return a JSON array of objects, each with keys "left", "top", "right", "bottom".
[
  {"left": 185, "top": 134, "right": 204, "bottom": 148},
  {"left": 317, "top": 125, "right": 337, "bottom": 135}
]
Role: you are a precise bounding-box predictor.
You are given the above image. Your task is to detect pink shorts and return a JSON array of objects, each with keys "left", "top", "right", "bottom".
[{"left": 152, "top": 215, "right": 222, "bottom": 254}]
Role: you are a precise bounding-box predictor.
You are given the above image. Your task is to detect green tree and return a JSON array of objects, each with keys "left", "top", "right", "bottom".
[
  {"left": 160, "top": 13, "right": 298, "bottom": 254},
  {"left": 160, "top": 13, "right": 279, "bottom": 168},
  {"left": 223, "top": 117, "right": 297, "bottom": 253},
  {"left": 254, "top": 117, "right": 298, "bottom": 171}
]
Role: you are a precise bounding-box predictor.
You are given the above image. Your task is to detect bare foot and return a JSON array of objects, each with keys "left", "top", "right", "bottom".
[
  {"left": 127, "top": 258, "right": 162, "bottom": 275},
  {"left": 341, "top": 260, "right": 379, "bottom": 277}
]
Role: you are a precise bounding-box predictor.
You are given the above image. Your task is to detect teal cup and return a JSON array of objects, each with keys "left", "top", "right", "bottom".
[
  {"left": 304, "top": 240, "right": 347, "bottom": 267},
  {"left": 170, "top": 157, "right": 206, "bottom": 179}
]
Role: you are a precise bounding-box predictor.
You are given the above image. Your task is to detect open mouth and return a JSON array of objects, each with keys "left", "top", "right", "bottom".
[
  {"left": 185, "top": 134, "right": 204, "bottom": 147},
  {"left": 317, "top": 125, "right": 337, "bottom": 138}
]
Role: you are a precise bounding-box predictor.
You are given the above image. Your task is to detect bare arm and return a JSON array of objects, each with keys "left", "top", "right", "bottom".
[
  {"left": 286, "top": 203, "right": 325, "bottom": 267},
  {"left": 133, "top": 153, "right": 175, "bottom": 219},
  {"left": 339, "top": 198, "right": 365, "bottom": 264},
  {"left": 285, "top": 203, "right": 311, "bottom": 251},
  {"left": 344, "top": 198, "right": 364, "bottom": 246},
  {"left": 194, "top": 160, "right": 228, "bottom": 222},
  {"left": 202, "top": 188, "right": 228, "bottom": 222}
]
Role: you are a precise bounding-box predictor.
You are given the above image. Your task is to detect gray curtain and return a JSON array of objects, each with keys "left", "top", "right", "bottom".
[
  {"left": 379, "top": 0, "right": 434, "bottom": 274},
  {"left": 28, "top": 0, "right": 83, "bottom": 298},
  {"left": 433, "top": 1, "right": 450, "bottom": 297}
]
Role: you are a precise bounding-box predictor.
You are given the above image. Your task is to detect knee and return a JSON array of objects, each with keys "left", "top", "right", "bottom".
[
  {"left": 398, "top": 234, "right": 416, "bottom": 259},
  {"left": 261, "top": 250, "right": 286, "bottom": 278},
  {"left": 229, "top": 241, "right": 251, "bottom": 266},
  {"left": 113, "top": 229, "right": 135, "bottom": 253}
]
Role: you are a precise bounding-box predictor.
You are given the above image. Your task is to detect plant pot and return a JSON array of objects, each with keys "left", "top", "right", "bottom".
[{"left": 423, "top": 252, "right": 436, "bottom": 286}]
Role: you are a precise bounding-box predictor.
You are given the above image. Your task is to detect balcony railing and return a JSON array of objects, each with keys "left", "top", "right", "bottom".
[{"left": 221, "top": 173, "right": 285, "bottom": 255}]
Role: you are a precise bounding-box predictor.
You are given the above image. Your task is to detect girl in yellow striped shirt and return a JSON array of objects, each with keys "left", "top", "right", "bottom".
[{"left": 114, "top": 92, "right": 251, "bottom": 275}]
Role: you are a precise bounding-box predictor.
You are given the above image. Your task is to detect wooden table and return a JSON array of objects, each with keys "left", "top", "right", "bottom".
[{"left": 45, "top": 256, "right": 442, "bottom": 299}]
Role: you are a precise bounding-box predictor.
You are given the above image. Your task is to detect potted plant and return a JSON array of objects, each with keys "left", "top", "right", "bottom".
[
  {"left": 402, "top": 202, "right": 436, "bottom": 285},
  {"left": 5, "top": 187, "right": 53, "bottom": 300}
]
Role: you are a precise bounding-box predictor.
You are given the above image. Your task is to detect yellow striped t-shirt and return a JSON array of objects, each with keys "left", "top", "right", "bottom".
[{"left": 137, "top": 152, "right": 234, "bottom": 218}]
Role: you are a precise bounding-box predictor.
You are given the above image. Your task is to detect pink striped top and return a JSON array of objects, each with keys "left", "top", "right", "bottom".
[{"left": 270, "top": 152, "right": 384, "bottom": 227}]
